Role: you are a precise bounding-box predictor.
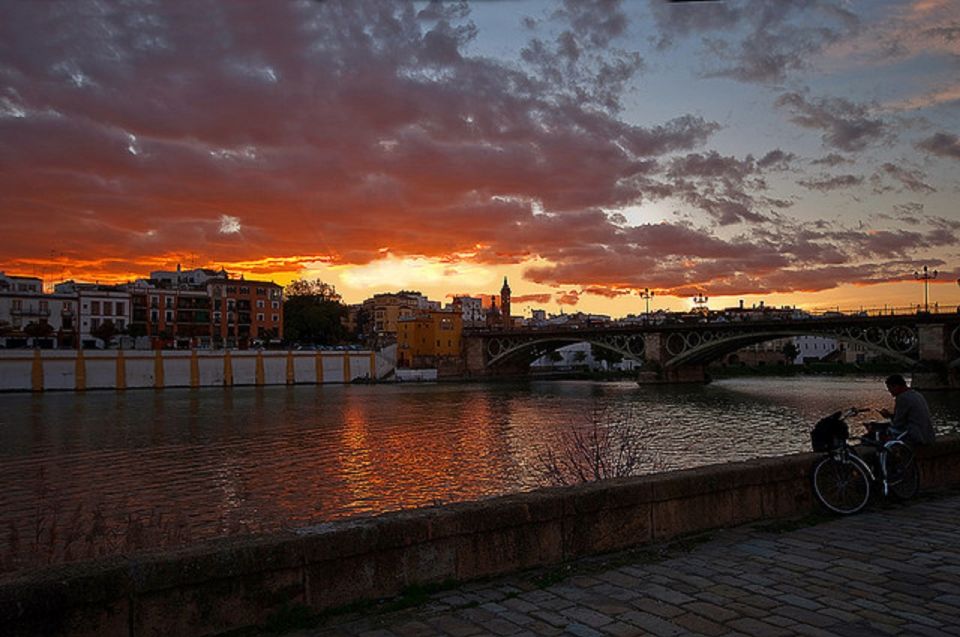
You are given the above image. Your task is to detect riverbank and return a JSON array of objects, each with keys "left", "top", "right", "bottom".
[{"left": 4, "top": 436, "right": 960, "bottom": 636}]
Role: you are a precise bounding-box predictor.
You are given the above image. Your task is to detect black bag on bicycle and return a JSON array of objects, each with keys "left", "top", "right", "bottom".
[{"left": 811, "top": 412, "right": 848, "bottom": 452}]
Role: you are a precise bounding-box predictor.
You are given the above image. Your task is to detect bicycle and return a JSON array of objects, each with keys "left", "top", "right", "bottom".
[{"left": 810, "top": 407, "right": 920, "bottom": 515}]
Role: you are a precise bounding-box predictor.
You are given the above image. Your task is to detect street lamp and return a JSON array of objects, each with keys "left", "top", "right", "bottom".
[
  {"left": 914, "top": 265, "right": 938, "bottom": 313},
  {"left": 640, "top": 287, "right": 655, "bottom": 315},
  {"left": 693, "top": 292, "right": 708, "bottom": 312}
]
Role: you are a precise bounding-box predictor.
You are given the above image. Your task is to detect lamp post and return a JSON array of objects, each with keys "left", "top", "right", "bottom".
[
  {"left": 914, "top": 265, "right": 938, "bottom": 313},
  {"left": 693, "top": 292, "right": 708, "bottom": 313},
  {"left": 640, "top": 287, "right": 655, "bottom": 315}
]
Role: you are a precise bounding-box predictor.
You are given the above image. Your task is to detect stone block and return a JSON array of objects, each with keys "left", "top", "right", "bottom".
[
  {"left": 133, "top": 565, "right": 303, "bottom": 637},
  {"left": 456, "top": 521, "right": 563, "bottom": 581}
]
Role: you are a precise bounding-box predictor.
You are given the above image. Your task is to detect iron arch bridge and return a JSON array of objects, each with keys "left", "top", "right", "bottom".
[
  {"left": 466, "top": 314, "right": 960, "bottom": 372},
  {"left": 482, "top": 331, "right": 647, "bottom": 368}
]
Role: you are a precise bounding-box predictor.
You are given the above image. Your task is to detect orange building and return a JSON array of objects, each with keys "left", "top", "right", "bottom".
[
  {"left": 208, "top": 276, "right": 283, "bottom": 348},
  {"left": 397, "top": 310, "right": 463, "bottom": 369}
]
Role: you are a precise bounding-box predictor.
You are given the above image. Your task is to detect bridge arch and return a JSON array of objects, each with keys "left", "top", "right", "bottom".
[
  {"left": 485, "top": 334, "right": 645, "bottom": 368},
  {"left": 663, "top": 328, "right": 917, "bottom": 368}
]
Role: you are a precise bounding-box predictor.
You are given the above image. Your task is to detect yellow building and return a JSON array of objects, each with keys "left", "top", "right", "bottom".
[
  {"left": 397, "top": 310, "right": 463, "bottom": 369},
  {"left": 361, "top": 292, "right": 431, "bottom": 338}
]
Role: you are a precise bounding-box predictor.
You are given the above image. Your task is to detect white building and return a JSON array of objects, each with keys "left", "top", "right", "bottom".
[
  {"left": 54, "top": 281, "right": 131, "bottom": 347},
  {"left": 0, "top": 273, "right": 78, "bottom": 347},
  {"left": 793, "top": 335, "right": 840, "bottom": 363},
  {"left": 449, "top": 296, "right": 485, "bottom": 327},
  {"left": 149, "top": 265, "right": 227, "bottom": 289}
]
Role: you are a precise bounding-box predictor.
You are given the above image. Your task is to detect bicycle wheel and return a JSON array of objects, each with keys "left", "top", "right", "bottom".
[
  {"left": 886, "top": 442, "right": 919, "bottom": 501},
  {"left": 812, "top": 454, "right": 872, "bottom": 514}
]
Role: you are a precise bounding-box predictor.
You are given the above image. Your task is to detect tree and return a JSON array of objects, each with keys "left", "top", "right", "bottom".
[
  {"left": 91, "top": 320, "right": 118, "bottom": 346},
  {"left": 283, "top": 279, "right": 348, "bottom": 344},
  {"left": 127, "top": 323, "right": 147, "bottom": 338},
  {"left": 782, "top": 341, "right": 800, "bottom": 364},
  {"left": 284, "top": 278, "right": 342, "bottom": 302},
  {"left": 23, "top": 321, "right": 54, "bottom": 339},
  {"left": 591, "top": 343, "right": 623, "bottom": 368}
]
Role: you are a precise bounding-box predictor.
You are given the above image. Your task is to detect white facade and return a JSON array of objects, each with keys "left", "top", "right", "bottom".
[
  {"left": 450, "top": 296, "right": 485, "bottom": 327},
  {"left": 793, "top": 335, "right": 839, "bottom": 363},
  {"left": 0, "top": 272, "right": 42, "bottom": 295},
  {"left": 55, "top": 282, "right": 131, "bottom": 346},
  {"left": 0, "top": 273, "right": 80, "bottom": 347},
  {"left": 150, "top": 266, "right": 226, "bottom": 288}
]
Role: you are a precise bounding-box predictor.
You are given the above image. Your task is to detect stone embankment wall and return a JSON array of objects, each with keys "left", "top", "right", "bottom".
[
  {"left": 0, "top": 349, "right": 392, "bottom": 392},
  {"left": 3, "top": 436, "right": 960, "bottom": 636}
]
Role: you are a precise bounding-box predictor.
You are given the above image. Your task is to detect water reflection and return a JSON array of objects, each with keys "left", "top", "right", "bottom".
[{"left": 0, "top": 377, "right": 957, "bottom": 573}]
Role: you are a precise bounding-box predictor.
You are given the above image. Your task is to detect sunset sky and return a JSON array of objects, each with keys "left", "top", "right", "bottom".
[{"left": 1, "top": 0, "right": 958, "bottom": 316}]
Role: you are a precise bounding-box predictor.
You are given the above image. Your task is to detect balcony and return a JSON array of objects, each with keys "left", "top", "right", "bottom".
[{"left": 11, "top": 308, "right": 51, "bottom": 317}]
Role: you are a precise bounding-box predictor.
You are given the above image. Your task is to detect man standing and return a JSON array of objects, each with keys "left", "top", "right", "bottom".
[{"left": 880, "top": 374, "right": 936, "bottom": 445}]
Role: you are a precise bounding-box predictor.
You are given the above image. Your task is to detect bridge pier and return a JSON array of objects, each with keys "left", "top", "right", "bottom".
[
  {"left": 913, "top": 324, "right": 960, "bottom": 390},
  {"left": 636, "top": 364, "right": 710, "bottom": 384}
]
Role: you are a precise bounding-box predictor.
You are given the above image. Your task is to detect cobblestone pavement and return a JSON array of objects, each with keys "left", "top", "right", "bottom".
[{"left": 281, "top": 495, "right": 960, "bottom": 637}]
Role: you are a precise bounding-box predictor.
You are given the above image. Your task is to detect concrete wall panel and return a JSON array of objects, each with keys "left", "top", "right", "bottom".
[
  {"left": 262, "top": 354, "right": 286, "bottom": 385},
  {"left": 0, "top": 355, "right": 33, "bottom": 391},
  {"left": 43, "top": 357, "right": 77, "bottom": 390},
  {"left": 231, "top": 354, "right": 258, "bottom": 386},
  {"left": 197, "top": 353, "right": 226, "bottom": 386},
  {"left": 125, "top": 355, "right": 156, "bottom": 388},
  {"left": 162, "top": 353, "right": 192, "bottom": 388},
  {"left": 292, "top": 354, "right": 317, "bottom": 383}
]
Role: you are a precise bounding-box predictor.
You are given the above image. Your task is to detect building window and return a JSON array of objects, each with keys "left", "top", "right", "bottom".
[
  {"left": 214, "top": 311, "right": 221, "bottom": 320},
  {"left": 272, "top": 314, "right": 279, "bottom": 322},
  {"left": 12, "top": 299, "right": 22, "bottom": 310},
  {"left": 256, "top": 300, "right": 264, "bottom": 308},
  {"left": 165, "top": 297, "right": 173, "bottom": 308},
  {"left": 256, "top": 287, "right": 266, "bottom": 295},
  {"left": 256, "top": 313, "right": 264, "bottom": 321},
  {"left": 165, "top": 310, "right": 173, "bottom": 322},
  {"left": 91, "top": 318, "right": 100, "bottom": 329},
  {"left": 39, "top": 300, "right": 49, "bottom": 312},
  {"left": 271, "top": 301, "right": 279, "bottom": 309},
  {"left": 91, "top": 301, "right": 100, "bottom": 314},
  {"left": 239, "top": 287, "right": 250, "bottom": 295},
  {"left": 150, "top": 296, "right": 159, "bottom": 308},
  {"left": 150, "top": 310, "right": 159, "bottom": 321}
]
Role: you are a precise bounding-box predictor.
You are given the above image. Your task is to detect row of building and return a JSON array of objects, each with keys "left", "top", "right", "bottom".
[{"left": 0, "top": 268, "right": 284, "bottom": 349}]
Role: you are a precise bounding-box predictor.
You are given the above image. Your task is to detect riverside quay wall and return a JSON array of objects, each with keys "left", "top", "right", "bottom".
[
  {"left": 4, "top": 435, "right": 960, "bottom": 637},
  {"left": 0, "top": 349, "right": 393, "bottom": 392}
]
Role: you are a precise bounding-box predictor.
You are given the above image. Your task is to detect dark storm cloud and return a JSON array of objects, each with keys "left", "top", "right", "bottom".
[
  {"left": 521, "top": 0, "right": 643, "bottom": 112},
  {"left": 810, "top": 153, "right": 852, "bottom": 167},
  {"left": 0, "top": 0, "right": 953, "bottom": 299},
  {"left": 871, "top": 163, "right": 936, "bottom": 195},
  {"left": 658, "top": 151, "right": 786, "bottom": 225},
  {"left": 756, "top": 149, "right": 797, "bottom": 171},
  {"left": 0, "top": 0, "right": 719, "bottom": 275},
  {"left": 649, "top": 0, "right": 859, "bottom": 84},
  {"left": 916, "top": 132, "right": 960, "bottom": 160},
  {"left": 921, "top": 23, "right": 960, "bottom": 43},
  {"left": 775, "top": 92, "right": 890, "bottom": 151},
  {"left": 797, "top": 174, "right": 864, "bottom": 192}
]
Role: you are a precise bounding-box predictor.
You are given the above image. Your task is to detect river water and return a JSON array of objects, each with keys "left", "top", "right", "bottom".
[{"left": 1, "top": 377, "right": 958, "bottom": 573}]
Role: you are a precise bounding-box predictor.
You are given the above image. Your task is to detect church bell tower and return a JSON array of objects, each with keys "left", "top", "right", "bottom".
[{"left": 500, "top": 276, "right": 511, "bottom": 329}]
